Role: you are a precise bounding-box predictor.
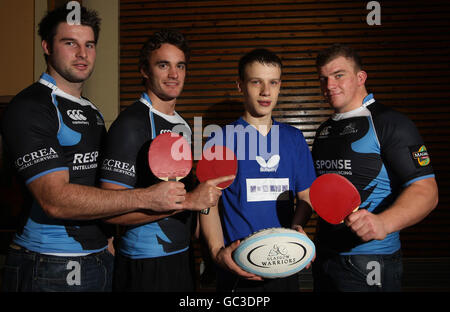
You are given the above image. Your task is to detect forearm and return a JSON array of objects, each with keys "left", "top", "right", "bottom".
[
  {"left": 33, "top": 180, "right": 146, "bottom": 220},
  {"left": 101, "top": 181, "right": 178, "bottom": 225},
  {"left": 105, "top": 209, "right": 178, "bottom": 225},
  {"left": 379, "top": 177, "right": 438, "bottom": 234},
  {"left": 292, "top": 189, "right": 313, "bottom": 227},
  {"left": 199, "top": 205, "right": 225, "bottom": 258},
  {"left": 29, "top": 170, "right": 189, "bottom": 220}
]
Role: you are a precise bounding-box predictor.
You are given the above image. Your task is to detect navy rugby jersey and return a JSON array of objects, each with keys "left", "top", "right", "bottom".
[
  {"left": 99, "top": 93, "right": 194, "bottom": 259},
  {"left": 312, "top": 94, "right": 434, "bottom": 255},
  {"left": 0, "top": 73, "right": 109, "bottom": 254}
]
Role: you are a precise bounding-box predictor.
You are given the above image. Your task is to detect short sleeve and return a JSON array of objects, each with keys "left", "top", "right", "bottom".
[
  {"left": 99, "top": 109, "right": 150, "bottom": 188},
  {"left": 1, "top": 92, "right": 68, "bottom": 184},
  {"left": 375, "top": 109, "right": 434, "bottom": 186},
  {"left": 292, "top": 128, "right": 316, "bottom": 192}
]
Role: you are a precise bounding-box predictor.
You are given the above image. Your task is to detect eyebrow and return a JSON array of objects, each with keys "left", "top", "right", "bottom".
[
  {"left": 331, "top": 69, "right": 345, "bottom": 75},
  {"left": 156, "top": 60, "right": 187, "bottom": 65},
  {"left": 320, "top": 69, "right": 345, "bottom": 79},
  {"left": 60, "top": 38, "right": 96, "bottom": 44},
  {"left": 246, "top": 76, "right": 281, "bottom": 81}
]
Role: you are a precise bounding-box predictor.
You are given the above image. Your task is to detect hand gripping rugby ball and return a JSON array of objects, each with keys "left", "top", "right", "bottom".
[{"left": 232, "top": 227, "right": 315, "bottom": 279}]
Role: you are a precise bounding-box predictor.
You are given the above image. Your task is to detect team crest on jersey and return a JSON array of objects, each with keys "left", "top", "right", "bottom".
[
  {"left": 410, "top": 145, "right": 430, "bottom": 167},
  {"left": 340, "top": 123, "right": 358, "bottom": 135},
  {"left": 256, "top": 155, "right": 280, "bottom": 172},
  {"left": 317, "top": 126, "right": 331, "bottom": 138}
]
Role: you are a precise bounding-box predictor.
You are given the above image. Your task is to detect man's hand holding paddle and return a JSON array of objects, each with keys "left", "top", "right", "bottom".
[
  {"left": 147, "top": 132, "right": 234, "bottom": 212},
  {"left": 310, "top": 173, "right": 389, "bottom": 242},
  {"left": 182, "top": 175, "right": 235, "bottom": 212},
  {"left": 345, "top": 210, "right": 388, "bottom": 242}
]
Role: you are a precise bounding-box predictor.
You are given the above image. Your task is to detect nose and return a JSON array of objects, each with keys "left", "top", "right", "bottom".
[
  {"left": 168, "top": 66, "right": 179, "bottom": 79},
  {"left": 327, "top": 77, "right": 336, "bottom": 90},
  {"left": 76, "top": 45, "right": 87, "bottom": 59},
  {"left": 260, "top": 82, "right": 270, "bottom": 96}
]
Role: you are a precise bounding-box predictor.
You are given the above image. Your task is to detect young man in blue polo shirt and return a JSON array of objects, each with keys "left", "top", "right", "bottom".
[{"left": 200, "top": 48, "right": 316, "bottom": 292}]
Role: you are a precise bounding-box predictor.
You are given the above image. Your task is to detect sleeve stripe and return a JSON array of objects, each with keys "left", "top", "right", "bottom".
[
  {"left": 25, "top": 167, "right": 69, "bottom": 184},
  {"left": 99, "top": 178, "right": 134, "bottom": 189},
  {"left": 403, "top": 174, "right": 435, "bottom": 187}
]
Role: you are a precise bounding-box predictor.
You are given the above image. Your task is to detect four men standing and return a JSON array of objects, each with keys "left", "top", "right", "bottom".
[{"left": 0, "top": 3, "right": 438, "bottom": 292}]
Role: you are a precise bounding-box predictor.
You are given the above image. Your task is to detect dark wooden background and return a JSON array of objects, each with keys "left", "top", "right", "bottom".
[
  {"left": 119, "top": 0, "right": 450, "bottom": 258},
  {"left": 0, "top": 0, "right": 449, "bottom": 261}
]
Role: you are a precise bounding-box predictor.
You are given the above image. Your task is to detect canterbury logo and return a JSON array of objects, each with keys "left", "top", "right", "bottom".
[
  {"left": 256, "top": 155, "right": 280, "bottom": 172},
  {"left": 67, "top": 110, "right": 87, "bottom": 121}
]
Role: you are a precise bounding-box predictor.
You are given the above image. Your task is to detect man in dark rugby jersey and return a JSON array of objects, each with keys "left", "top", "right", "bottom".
[
  {"left": 99, "top": 29, "right": 231, "bottom": 291},
  {"left": 311, "top": 44, "right": 438, "bottom": 292}
]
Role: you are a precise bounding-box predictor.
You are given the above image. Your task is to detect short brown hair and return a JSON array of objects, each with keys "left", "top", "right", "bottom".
[
  {"left": 316, "top": 44, "right": 363, "bottom": 72},
  {"left": 238, "top": 48, "right": 282, "bottom": 81},
  {"left": 38, "top": 3, "right": 101, "bottom": 61},
  {"left": 138, "top": 29, "right": 190, "bottom": 85}
]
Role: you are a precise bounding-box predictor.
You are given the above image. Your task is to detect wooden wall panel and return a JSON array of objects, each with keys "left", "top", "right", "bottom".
[{"left": 120, "top": 0, "right": 450, "bottom": 257}]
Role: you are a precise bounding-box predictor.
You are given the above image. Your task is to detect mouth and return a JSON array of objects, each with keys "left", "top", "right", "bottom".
[
  {"left": 258, "top": 100, "right": 272, "bottom": 107},
  {"left": 73, "top": 63, "right": 89, "bottom": 71},
  {"left": 326, "top": 92, "right": 342, "bottom": 101},
  {"left": 164, "top": 81, "right": 179, "bottom": 87}
]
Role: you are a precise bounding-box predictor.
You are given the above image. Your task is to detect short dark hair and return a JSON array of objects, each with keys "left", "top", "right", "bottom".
[
  {"left": 316, "top": 44, "right": 363, "bottom": 72},
  {"left": 238, "top": 48, "right": 282, "bottom": 81},
  {"left": 138, "top": 29, "right": 190, "bottom": 82},
  {"left": 38, "top": 2, "right": 101, "bottom": 60}
]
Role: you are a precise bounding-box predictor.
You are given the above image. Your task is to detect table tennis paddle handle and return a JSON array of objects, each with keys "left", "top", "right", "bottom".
[{"left": 339, "top": 206, "right": 360, "bottom": 223}]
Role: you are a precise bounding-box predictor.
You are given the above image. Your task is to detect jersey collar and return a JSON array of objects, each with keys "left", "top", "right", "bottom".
[
  {"left": 332, "top": 93, "right": 375, "bottom": 121},
  {"left": 139, "top": 92, "right": 191, "bottom": 131},
  {"left": 362, "top": 93, "right": 376, "bottom": 107},
  {"left": 139, "top": 92, "right": 153, "bottom": 108},
  {"left": 38, "top": 73, "right": 97, "bottom": 110}
]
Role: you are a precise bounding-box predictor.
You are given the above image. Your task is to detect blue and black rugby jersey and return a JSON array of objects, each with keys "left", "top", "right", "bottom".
[
  {"left": 311, "top": 94, "right": 434, "bottom": 255},
  {"left": 99, "top": 93, "right": 194, "bottom": 259},
  {"left": 0, "top": 73, "right": 109, "bottom": 254}
]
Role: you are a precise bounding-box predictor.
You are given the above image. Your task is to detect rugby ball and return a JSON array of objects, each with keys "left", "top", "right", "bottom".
[{"left": 232, "top": 227, "right": 315, "bottom": 279}]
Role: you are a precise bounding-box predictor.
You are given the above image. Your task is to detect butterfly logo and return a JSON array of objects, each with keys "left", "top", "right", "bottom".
[{"left": 255, "top": 155, "right": 280, "bottom": 172}]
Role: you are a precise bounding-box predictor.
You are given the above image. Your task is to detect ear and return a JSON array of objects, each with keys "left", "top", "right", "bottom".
[
  {"left": 357, "top": 70, "right": 367, "bottom": 86},
  {"left": 236, "top": 80, "right": 243, "bottom": 92},
  {"left": 42, "top": 40, "right": 51, "bottom": 56},
  {"left": 140, "top": 67, "right": 149, "bottom": 79}
]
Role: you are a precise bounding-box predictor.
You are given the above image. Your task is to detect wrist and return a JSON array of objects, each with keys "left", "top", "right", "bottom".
[
  {"left": 182, "top": 192, "right": 193, "bottom": 210},
  {"left": 211, "top": 246, "right": 224, "bottom": 262},
  {"left": 134, "top": 187, "right": 153, "bottom": 210},
  {"left": 378, "top": 211, "right": 394, "bottom": 236}
]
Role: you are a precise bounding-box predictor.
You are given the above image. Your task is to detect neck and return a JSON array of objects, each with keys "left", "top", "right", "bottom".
[
  {"left": 147, "top": 91, "right": 176, "bottom": 115},
  {"left": 46, "top": 68, "right": 83, "bottom": 98},
  {"left": 336, "top": 89, "right": 369, "bottom": 114},
  {"left": 243, "top": 112, "right": 273, "bottom": 136}
]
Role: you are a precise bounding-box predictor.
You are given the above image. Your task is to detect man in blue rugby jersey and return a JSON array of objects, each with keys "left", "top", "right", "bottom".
[{"left": 311, "top": 44, "right": 438, "bottom": 292}]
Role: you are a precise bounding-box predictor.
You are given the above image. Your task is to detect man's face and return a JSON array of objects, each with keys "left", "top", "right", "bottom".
[
  {"left": 238, "top": 62, "right": 281, "bottom": 118},
  {"left": 319, "top": 56, "right": 366, "bottom": 113},
  {"left": 143, "top": 43, "right": 186, "bottom": 101},
  {"left": 43, "top": 22, "right": 96, "bottom": 83}
]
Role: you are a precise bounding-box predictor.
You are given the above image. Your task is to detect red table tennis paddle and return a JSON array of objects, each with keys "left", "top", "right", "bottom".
[
  {"left": 196, "top": 145, "right": 237, "bottom": 215},
  {"left": 148, "top": 132, "right": 192, "bottom": 181},
  {"left": 309, "top": 173, "right": 361, "bottom": 224}
]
